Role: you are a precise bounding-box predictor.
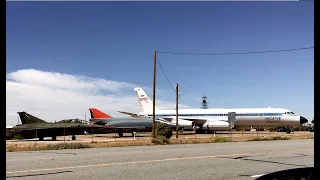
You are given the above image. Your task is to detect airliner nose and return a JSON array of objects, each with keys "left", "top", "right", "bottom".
[{"left": 300, "top": 116, "right": 308, "bottom": 124}]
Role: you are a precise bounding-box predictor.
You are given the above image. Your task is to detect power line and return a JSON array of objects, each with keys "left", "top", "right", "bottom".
[
  {"left": 157, "top": 46, "right": 314, "bottom": 56},
  {"left": 156, "top": 57, "right": 175, "bottom": 92}
]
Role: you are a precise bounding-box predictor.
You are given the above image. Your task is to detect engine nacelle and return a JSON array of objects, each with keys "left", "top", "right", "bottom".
[
  {"left": 202, "top": 122, "right": 229, "bottom": 131},
  {"left": 176, "top": 119, "right": 194, "bottom": 130}
]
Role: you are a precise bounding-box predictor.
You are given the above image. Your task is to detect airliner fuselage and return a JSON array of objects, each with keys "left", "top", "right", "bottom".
[
  {"left": 118, "top": 87, "right": 308, "bottom": 133},
  {"left": 140, "top": 108, "right": 306, "bottom": 130}
]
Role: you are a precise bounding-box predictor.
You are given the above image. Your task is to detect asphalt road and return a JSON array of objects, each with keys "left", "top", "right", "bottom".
[{"left": 6, "top": 139, "right": 314, "bottom": 180}]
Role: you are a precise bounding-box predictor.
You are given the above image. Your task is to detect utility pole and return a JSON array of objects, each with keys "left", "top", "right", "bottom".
[
  {"left": 91, "top": 124, "right": 93, "bottom": 143},
  {"left": 175, "top": 83, "right": 179, "bottom": 138},
  {"left": 64, "top": 123, "right": 66, "bottom": 143},
  {"left": 152, "top": 50, "right": 157, "bottom": 138}
]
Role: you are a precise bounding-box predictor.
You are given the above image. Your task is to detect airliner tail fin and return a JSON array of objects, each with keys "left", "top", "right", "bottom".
[{"left": 134, "top": 87, "right": 160, "bottom": 113}]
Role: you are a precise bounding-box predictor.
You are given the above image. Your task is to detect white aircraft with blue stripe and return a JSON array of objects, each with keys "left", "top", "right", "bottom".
[{"left": 117, "top": 88, "right": 308, "bottom": 133}]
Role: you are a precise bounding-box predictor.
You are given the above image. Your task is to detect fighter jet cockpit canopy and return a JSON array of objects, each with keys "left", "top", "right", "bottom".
[
  {"left": 284, "top": 111, "right": 295, "bottom": 115},
  {"left": 58, "top": 118, "right": 89, "bottom": 124}
]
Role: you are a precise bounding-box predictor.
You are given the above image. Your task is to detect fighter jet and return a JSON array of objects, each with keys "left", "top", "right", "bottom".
[
  {"left": 88, "top": 108, "right": 183, "bottom": 137},
  {"left": 11, "top": 111, "right": 104, "bottom": 141}
]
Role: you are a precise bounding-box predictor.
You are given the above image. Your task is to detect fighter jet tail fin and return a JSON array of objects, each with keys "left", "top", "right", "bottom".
[
  {"left": 88, "top": 108, "right": 113, "bottom": 119},
  {"left": 17, "top": 112, "right": 48, "bottom": 124}
]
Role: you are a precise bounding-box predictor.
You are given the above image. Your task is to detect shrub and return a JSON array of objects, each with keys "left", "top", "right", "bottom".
[
  {"left": 156, "top": 123, "right": 173, "bottom": 139},
  {"left": 13, "top": 134, "right": 23, "bottom": 140},
  {"left": 151, "top": 123, "right": 173, "bottom": 145},
  {"left": 152, "top": 135, "right": 170, "bottom": 145}
]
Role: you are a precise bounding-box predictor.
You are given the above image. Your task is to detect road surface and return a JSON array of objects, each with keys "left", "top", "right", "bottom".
[{"left": 6, "top": 139, "right": 314, "bottom": 180}]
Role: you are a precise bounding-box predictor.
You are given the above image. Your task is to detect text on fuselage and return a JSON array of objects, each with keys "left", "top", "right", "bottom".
[{"left": 265, "top": 117, "right": 281, "bottom": 123}]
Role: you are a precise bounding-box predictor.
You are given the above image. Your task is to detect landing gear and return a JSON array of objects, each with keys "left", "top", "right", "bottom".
[
  {"left": 285, "top": 126, "right": 293, "bottom": 134},
  {"left": 118, "top": 132, "right": 123, "bottom": 137},
  {"left": 72, "top": 135, "right": 76, "bottom": 140},
  {"left": 117, "top": 129, "right": 123, "bottom": 137},
  {"left": 195, "top": 129, "right": 214, "bottom": 134},
  {"left": 39, "top": 137, "right": 44, "bottom": 141},
  {"left": 132, "top": 129, "right": 136, "bottom": 137},
  {"left": 52, "top": 136, "right": 56, "bottom": 141}
]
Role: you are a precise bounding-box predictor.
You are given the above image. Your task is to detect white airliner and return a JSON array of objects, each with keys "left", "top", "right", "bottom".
[{"left": 118, "top": 88, "right": 308, "bottom": 133}]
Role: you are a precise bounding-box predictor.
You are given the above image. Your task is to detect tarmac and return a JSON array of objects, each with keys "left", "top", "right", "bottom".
[{"left": 6, "top": 139, "right": 314, "bottom": 180}]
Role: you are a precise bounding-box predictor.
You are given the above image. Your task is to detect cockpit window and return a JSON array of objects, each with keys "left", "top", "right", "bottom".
[{"left": 284, "top": 112, "right": 292, "bottom": 114}]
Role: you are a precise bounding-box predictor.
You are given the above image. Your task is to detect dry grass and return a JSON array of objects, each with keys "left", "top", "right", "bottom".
[
  {"left": 6, "top": 132, "right": 313, "bottom": 152},
  {"left": 6, "top": 143, "right": 90, "bottom": 152},
  {"left": 249, "top": 136, "right": 291, "bottom": 141},
  {"left": 90, "top": 140, "right": 154, "bottom": 148}
]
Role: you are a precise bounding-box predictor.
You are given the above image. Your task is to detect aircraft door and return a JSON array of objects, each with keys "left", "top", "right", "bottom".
[{"left": 259, "top": 112, "right": 264, "bottom": 119}]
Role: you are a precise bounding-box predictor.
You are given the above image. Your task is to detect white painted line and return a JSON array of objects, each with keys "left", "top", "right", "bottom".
[{"left": 251, "top": 174, "right": 265, "bottom": 178}]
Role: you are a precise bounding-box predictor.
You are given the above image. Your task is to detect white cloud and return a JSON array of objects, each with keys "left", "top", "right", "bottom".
[{"left": 6, "top": 69, "right": 189, "bottom": 125}]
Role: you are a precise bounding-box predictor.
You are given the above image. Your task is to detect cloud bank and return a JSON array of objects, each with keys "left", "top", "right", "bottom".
[{"left": 6, "top": 69, "right": 189, "bottom": 125}]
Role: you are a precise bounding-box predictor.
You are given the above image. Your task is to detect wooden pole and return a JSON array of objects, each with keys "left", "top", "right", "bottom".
[
  {"left": 176, "top": 83, "right": 179, "bottom": 138},
  {"left": 152, "top": 50, "right": 157, "bottom": 138}
]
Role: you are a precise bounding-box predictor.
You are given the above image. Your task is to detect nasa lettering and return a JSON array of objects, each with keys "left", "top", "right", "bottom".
[
  {"left": 139, "top": 97, "right": 149, "bottom": 101},
  {"left": 265, "top": 117, "right": 281, "bottom": 122}
]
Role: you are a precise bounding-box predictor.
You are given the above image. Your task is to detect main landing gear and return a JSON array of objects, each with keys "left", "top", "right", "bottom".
[
  {"left": 195, "top": 129, "right": 215, "bottom": 134},
  {"left": 117, "top": 129, "right": 123, "bottom": 137},
  {"left": 116, "top": 129, "right": 137, "bottom": 138},
  {"left": 38, "top": 135, "right": 76, "bottom": 141}
]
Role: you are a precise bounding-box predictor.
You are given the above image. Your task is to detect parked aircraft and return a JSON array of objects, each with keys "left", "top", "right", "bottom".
[
  {"left": 11, "top": 112, "right": 104, "bottom": 141},
  {"left": 88, "top": 108, "right": 182, "bottom": 137},
  {"left": 118, "top": 87, "right": 308, "bottom": 134}
]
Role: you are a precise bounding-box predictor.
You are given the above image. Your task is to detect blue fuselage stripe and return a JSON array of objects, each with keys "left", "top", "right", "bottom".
[{"left": 146, "top": 113, "right": 287, "bottom": 117}]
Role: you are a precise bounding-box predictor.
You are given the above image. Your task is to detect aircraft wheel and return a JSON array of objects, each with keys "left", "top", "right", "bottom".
[
  {"left": 118, "top": 132, "right": 123, "bottom": 137},
  {"left": 286, "top": 127, "right": 292, "bottom": 134},
  {"left": 195, "top": 129, "right": 204, "bottom": 134},
  {"left": 72, "top": 135, "right": 76, "bottom": 140}
]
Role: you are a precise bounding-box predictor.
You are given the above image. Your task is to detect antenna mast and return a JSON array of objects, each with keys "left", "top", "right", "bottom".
[{"left": 201, "top": 93, "right": 209, "bottom": 109}]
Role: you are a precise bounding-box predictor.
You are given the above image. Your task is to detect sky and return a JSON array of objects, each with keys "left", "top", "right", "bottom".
[{"left": 6, "top": 2, "right": 314, "bottom": 125}]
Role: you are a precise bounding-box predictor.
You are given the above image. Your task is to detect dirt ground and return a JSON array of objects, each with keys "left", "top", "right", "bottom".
[{"left": 6, "top": 131, "right": 314, "bottom": 145}]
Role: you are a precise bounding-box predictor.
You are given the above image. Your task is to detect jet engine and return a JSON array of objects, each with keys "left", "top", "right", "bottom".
[
  {"left": 176, "top": 119, "right": 194, "bottom": 130},
  {"left": 201, "top": 122, "right": 229, "bottom": 131}
]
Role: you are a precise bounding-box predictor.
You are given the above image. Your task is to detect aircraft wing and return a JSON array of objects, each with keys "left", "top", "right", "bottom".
[
  {"left": 117, "top": 111, "right": 141, "bottom": 117},
  {"left": 104, "top": 126, "right": 148, "bottom": 129},
  {"left": 155, "top": 119, "right": 184, "bottom": 128},
  {"left": 160, "top": 117, "right": 228, "bottom": 125},
  {"left": 89, "top": 119, "right": 101, "bottom": 124}
]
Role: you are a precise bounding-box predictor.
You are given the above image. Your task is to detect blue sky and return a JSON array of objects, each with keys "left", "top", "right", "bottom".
[{"left": 6, "top": 2, "right": 314, "bottom": 122}]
